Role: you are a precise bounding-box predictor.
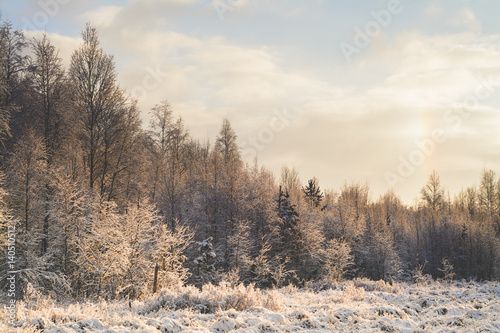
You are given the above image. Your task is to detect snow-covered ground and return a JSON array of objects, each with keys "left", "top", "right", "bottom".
[{"left": 2, "top": 279, "right": 499, "bottom": 332}]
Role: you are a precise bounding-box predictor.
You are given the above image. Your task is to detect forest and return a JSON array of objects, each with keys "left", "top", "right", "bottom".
[{"left": 0, "top": 21, "right": 499, "bottom": 302}]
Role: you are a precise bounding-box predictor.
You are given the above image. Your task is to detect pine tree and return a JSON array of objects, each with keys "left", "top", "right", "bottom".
[
  {"left": 277, "top": 186, "right": 299, "bottom": 237},
  {"left": 302, "top": 178, "right": 324, "bottom": 208},
  {"left": 276, "top": 186, "right": 302, "bottom": 277},
  {"left": 193, "top": 237, "right": 217, "bottom": 286}
]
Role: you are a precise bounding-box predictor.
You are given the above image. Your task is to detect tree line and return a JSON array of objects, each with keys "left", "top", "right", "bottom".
[{"left": 0, "top": 21, "right": 499, "bottom": 300}]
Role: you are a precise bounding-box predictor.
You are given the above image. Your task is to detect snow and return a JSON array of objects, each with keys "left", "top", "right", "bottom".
[{"left": 3, "top": 279, "right": 499, "bottom": 332}]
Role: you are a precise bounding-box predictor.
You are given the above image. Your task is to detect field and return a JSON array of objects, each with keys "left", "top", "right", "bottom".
[{"left": 1, "top": 279, "right": 499, "bottom": 332}]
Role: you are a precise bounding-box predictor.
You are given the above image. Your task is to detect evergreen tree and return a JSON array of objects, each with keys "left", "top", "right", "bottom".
[
  {"left": 193, "top": 237, "right": 217, "bottom": 286},
  {"left": 302, "top": 178, "right": 324, "bottom": 208},
  {"left": 276, "top": 186, "right": 302, "bottom": 278},
  {"left": 277, "top": 186, "right": 299, "bottom": 236}
]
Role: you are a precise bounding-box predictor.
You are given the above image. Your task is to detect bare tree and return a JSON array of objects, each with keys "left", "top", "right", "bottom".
[
  {"left": 280, "top": 165, "right": 302, "bottom": 205},
  {"left": 0, "top": 19, "right": 28, "bottom": 148},
  {"left": 148, "top": 101, "right": 173, "bottom": 201},
  {"left": 27, "top": 33, "right": 70, "bottom": 255},
  {"left": 213, "top": 119, "right": 244, "bottom": 267},
  {"left": 70, "top": 23, "right": 125, "bottom": 193},
  {"left": 28, "top": 33, "right": 66, "bottom": 161},
  {"left": 163, "top": 117, "right": 189, "bottom": 230},
  {"left": 0, "top": 19, "right": 27, "bottom": 107}
]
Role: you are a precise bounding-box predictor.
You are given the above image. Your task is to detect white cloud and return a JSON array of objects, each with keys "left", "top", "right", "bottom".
[
  {"left": 79, "top": 6, "right": 122, "bottom": 27},
  {"left": 449, "top": 8, "right": 481, "bottom": 33},
  {"left": 18, "top": 1, "right": 500, "bottom": 203},
  {"left": 90, "top": 10, "right": 500, "bottom": 202},
  {"left": 23, "top": 30, "right": 81, "bottom": 68},
  {"left": 425, "top": 3, "right": 442, "bottom": 19}
]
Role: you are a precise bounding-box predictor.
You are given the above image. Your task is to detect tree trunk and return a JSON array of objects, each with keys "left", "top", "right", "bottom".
[{"left": 152, "top": 263, "right": 159, "bottom": 294}]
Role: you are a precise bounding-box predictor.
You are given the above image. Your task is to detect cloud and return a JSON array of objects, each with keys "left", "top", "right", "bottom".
[
  {"left": 17, "top": 1, "right": 500, "bottom": 204},
  {"left": 23, "top": 30, "right": 81, "bottom": 68},
  {"left": 80, "top": 6, "right": 122, "bottom": 28},
  {"left": 259, "top": 31, "right": 500, "bottom": 202},
  {"left": 425, "top": 3, "right": 442, "bottom": 19},
  {"left": 449, "top": 8, "right": 481, "bottom": 33},
  {"left": 85, "top": 4, "right": 500, "bottom": 202},
  {"left": 284, "top": 8, "right": 302, "bottom": 19}
]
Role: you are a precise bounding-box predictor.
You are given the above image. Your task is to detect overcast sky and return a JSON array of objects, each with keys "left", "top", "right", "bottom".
[{"left": 3, "top": 0, "right": 500, "bottom": 204}]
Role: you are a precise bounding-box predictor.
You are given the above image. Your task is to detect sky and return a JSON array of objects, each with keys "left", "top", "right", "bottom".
[{"left": 2, "top": 0, "right": 500, "bottom": 204}]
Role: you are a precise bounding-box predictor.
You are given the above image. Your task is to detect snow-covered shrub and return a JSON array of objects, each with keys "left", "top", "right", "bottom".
[
  {"left": 140, "top": 282, "right": 283, "bottom": 314},
  {"left": 22, "top": 282, "right": 56, "bottom": 310},
  {"left": 219, "top": 267, "right": 240, "bottom": 288},
  {"left": 281, "top": 283, "right": 299, "bottom": 295},
  {"left": 350, "top": 278, "right": 401, "bottom": 294},
  {"left": 13, "top": 237, "right": 71, "bottom": 299},
  {"left": 270, "top": 257, "right": 295, "bottom": 288},
  {"left": 341, "top": 280, "right": 366, "bottom": 302},
  {"left": 74, "top": 200, "right": 128, "bottom": 298},
  {"left": 438, "top": 258, "right": 455, "bottom": 284},
  {"left": 262, "top": 288, "right": 283, "bottom": 312},
  {"left": 413, "top": 260, "right": 433, "bottom": 286},
  {"left": 219, "top": 283, "right": 261, "bottom": 311}
]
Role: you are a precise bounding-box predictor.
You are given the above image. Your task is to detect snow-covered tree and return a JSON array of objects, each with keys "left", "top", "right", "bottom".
[
  {"left": 119, "top": 201, "right": 158, "bottom": 299},
  {"left": 6, "top": 130, "right": 47, "bottom": 231},
  {"left": 152, "top": 222, "right": 193, "bottom": 291},
  {"left": 228, "top": 219, "right": 253, "bottom": 280},
  {"left": 193, "top": 237, "right": 217, "bottom": 286},
  {"left": 276, "top": 186, "right": 304, "bottom": 278},
  {"left": 321, "top": 238, "right": 353, "bottom": 282},
  {"left": 335, "top": 183, "right": 369, "bottom": 243},
  {"left": 48, "top": 166, "right": 90, "bottom": 281},
  {"left": 74, "top": 200, "right": 127, "bottom": 298},
  {"left": 161, "top": 116, "right": 190, "bottom": 231}
]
